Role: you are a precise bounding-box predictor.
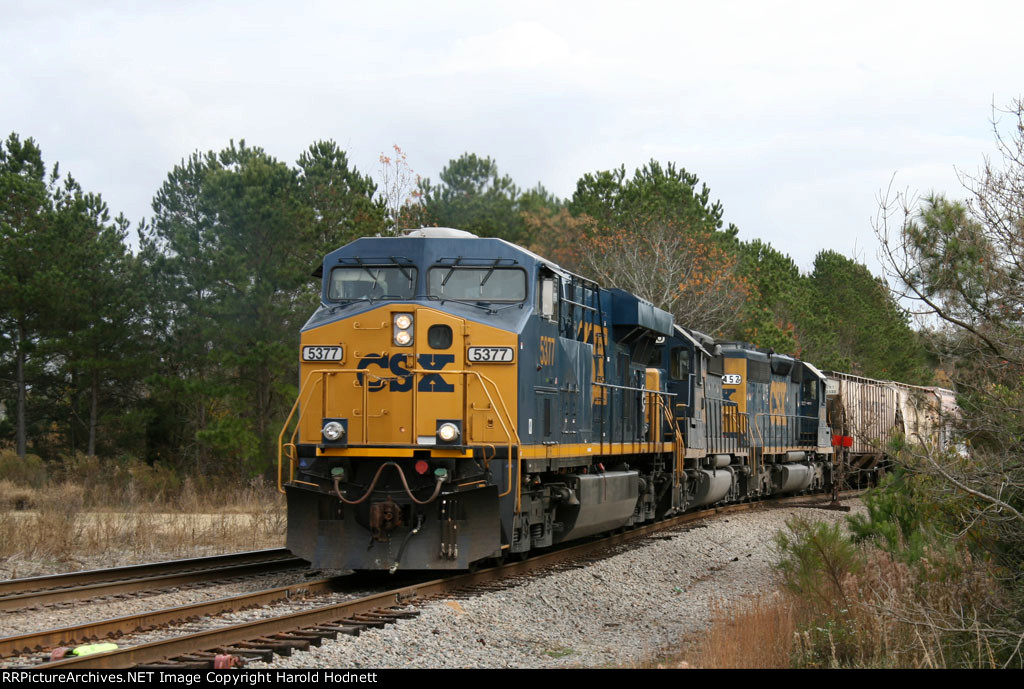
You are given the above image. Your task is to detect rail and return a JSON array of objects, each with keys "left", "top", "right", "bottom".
[
  {"left": 704, "top": 397, "right": 751, "bottom": 454},
  {"left": 29, "top": 490, "right": 863, "bottom": 669}
]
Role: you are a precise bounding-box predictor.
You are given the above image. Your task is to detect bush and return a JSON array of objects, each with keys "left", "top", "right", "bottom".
[
  {"left": 0, "top": 480, "right": 36, "bottom": 510},
  {"left": 771, "top": 506, "right": 1009, "bottom": 668},
  {"left": 33, "top": 483, "right": 86, "bottom": 559},
  {"left": 846, "top": 465, "right": 936, "bottom": 561},
  {"left": 0, "top": 450, "right": 49, "bottom": 488},
  {"left": 774, "top": 517, "right": 864, "bottom": 610}
]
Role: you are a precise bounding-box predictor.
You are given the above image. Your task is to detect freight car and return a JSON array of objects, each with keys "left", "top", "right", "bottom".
[
  {"left": 276, "top": 228, "right": 938, "bottom": 572},
  {"left": 824, "top": 372, "right": 959, "bottom": 487}
]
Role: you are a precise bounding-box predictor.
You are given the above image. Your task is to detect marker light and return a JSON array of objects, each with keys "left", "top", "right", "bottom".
[
  {"left": 322, "top": 421, "right": 345, "bottom": 441},
  {"left": 437, "top": 422, "right": 460, "bottom": 442}
]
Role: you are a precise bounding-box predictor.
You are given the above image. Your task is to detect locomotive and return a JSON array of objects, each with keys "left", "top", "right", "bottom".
[{"left": 277, "top": 228, "right": 947, "bottom": 572}]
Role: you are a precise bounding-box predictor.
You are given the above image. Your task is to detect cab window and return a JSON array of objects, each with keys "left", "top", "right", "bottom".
[
  {"left": 801, "top": 378, "right": 818, "bottom": 403},
  {"left": 670, "top": 347, "right": 690, "bottom": 380},
  {"left": 427, "top": 267, "right": 526, "bottom": 302},
  {"left": 329, "top": 266, "right": 417, "bottom": 300}
]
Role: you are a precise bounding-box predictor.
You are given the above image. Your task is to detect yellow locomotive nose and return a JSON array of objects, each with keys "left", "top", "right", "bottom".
[{"left": 293, "top": 304, "right": 517, "bottom": 451}]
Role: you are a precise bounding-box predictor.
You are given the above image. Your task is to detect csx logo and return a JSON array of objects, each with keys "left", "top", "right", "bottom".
[{"left": 357, "top": 353, "right": 455, "bottom": 392}]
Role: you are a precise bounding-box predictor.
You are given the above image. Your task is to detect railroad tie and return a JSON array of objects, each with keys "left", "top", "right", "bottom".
[
  {"left": 311, "top": 625, "right": 361, "bottom": 637},
  {"left": 337, "top": 617, "right": 388, "bottom": 629},
  {"left": 176, "top": 654, "right": 215, "bottom": 666},
  {"left": 136, "top": 661, "right": 211, "bottom": 670},
  {"left": 255, "top": 635, "right": 309, "bottom": 652},
  {"left": 381, "top": 608, "right": 420, "bottom": 619},
  {"left": 238, "top": 639, "right": 292, "bottom": 657},
  {"left": 219, "top": 646, "right": 275, "bottom": 662},
  {"left": 273, "top": 632, "right": 322, "bottom": 647},
  {"left": 359, "top": 611, "right": 405, "bottom": 621}
]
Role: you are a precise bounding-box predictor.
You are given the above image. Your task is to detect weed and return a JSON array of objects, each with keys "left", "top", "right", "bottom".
[{"left": 544, "top": 647, "right": 575, "bottom": 659}]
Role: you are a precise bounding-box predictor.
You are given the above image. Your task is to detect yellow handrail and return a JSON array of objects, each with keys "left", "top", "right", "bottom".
[
  {"left": 652, "top": 393, "right": 685, "bottom": 496},
  {"left": 276, "top": 366, "right": 522, "bottom": 509},
  {"left": 277, "top": 369, "right": 327, "bottom": 493}
]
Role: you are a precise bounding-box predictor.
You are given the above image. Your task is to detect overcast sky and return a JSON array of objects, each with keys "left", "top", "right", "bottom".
[{"left": 3, "top": 0, "right": 1021, "bottom": 274}]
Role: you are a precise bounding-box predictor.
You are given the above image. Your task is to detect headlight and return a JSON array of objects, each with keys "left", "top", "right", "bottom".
[
  {"left": 393, "top": 313, "right": 413, "bottom": 346},
  {"left": 322, "top": 421, "right": 345, "bottom": 441},
  {"left": 437, "top": 422, "right": 460, "bottom": 442}
]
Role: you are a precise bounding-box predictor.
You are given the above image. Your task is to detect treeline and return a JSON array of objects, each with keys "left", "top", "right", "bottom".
[
  {"left": 0, "top": 135, "right": 931, "bottom": 479},
  {"left": 738, "top": 99, "right": 1024, "bottom": 668}
]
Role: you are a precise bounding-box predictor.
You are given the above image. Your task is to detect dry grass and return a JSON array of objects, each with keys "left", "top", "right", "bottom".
[
  {"left": 664, "top": 545, "right": 1005, "bottom": 669},
  {"left": 0, "top": 480, "right": 37, "bottom": 510},
  {"left": 685, "top": 594, "right": 797, "bottom": 668},
  {"left": 0, "top": 478, "right": 286, "bottom": 577}
]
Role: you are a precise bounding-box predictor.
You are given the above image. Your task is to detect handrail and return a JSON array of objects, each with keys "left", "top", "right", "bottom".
[
  {"left": 751, "top": 413, "right": 821, "bottom": 452},
  {"left": 277, "top": 367, "right": 411, "bottom": 493},
  {"left": 276, "top": 370, "right": 328, "bottom": 493},
  {"left": 702, "top": 397, "right": 751, "bottom": 455},
  {"left": 276, "top": 366, "right": 522, "bottom": 510},
  {"left": 652, "top": 393, "right": 685, "bottom": 497},
  {"left": 463, "top": 369, "right": 522, "bottom": 509},
  {"left": 595, "top": 381, "right": 676, "bottom": 396}
]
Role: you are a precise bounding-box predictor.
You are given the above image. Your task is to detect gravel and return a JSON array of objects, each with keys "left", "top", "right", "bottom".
[
  {"left": 248, "top": 500, "right": 865, "bottom": 669},
  {"left": 1, "top": 500, "right": 864, "bottom": 669},
  {"left": 1, "top": 573, "right": 305, "bottom": 639}
]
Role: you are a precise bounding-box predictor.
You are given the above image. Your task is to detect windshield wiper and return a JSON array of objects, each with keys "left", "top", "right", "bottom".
[
  {"left": 439, "top": 257, "right": 463, "bottom": 287},
  {"left": 426, "top": 295, "right": 496, "bottom": 313},
  {"left": 479, "top": 258, "right": 503, "bottom": 288},
  {"left": 389, "top": 256, "right": 414, "bottom": 288},
  {"left": 327, "top": 298, "right": 371, "bottom": 314}
]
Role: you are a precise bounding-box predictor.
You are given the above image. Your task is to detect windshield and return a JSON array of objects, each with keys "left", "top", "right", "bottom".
[
  {"left": 427, "top": 267, "right": 526, "bottom": 302},
  {"left": 328, "top": 266, "right": 417, "bottom": 300}
]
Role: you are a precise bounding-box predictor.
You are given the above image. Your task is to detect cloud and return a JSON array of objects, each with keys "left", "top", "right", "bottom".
[{"left": 3, "top": 1, "right": 1023, "bottom": 273}]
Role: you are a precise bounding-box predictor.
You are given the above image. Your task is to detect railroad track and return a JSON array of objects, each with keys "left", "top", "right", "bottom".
[
  {"left": 0, "top": 549, "right": 306, "bottom": 610},
  {"left": 5, "top": 491, "right": 860, "bottom": 669}
]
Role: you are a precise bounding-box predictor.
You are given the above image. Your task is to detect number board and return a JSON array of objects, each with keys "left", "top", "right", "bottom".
[
  {"left": 302, "top": 345, "right": 343, "bottom": 362},
  {"left": 467, "top": 346, "right": 515, "bottom": 363},
  {"left": 722, "top": 374, "right": 743, "bottom": 385}
]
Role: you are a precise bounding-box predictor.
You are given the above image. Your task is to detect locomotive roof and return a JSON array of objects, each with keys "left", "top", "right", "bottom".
[
  {"left": 323, "top": 228, "right": 578, "bottom": 281},
  {"left": 672, "top": 325, "right": 711, "bottom": 357},
  {"left": 716, "top": 342, "right": 773, "bottom": 361}
]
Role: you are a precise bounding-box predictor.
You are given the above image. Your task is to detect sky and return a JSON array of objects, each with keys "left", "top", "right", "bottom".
[{"left": 3, "top": 0, "right": 1022, "bottom": 275}]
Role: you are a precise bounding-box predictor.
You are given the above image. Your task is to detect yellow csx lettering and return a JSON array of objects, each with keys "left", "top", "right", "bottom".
[
  {"left": 770, "top": 381, "right": 788, "bottom": 425},
  {"left": 539, "top": 336, "right": 556, "bottom": 367}
]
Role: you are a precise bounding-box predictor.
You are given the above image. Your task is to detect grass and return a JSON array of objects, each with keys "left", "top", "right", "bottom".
[
  {"left": 543, "top": 647, "right": 575, "bottom": 659},
  {"left": 0, "top": 476, "right": 286, "bottom": 577},
  {"left": 684, "top": 595, "right": 796, "bottom": 669},
  {"left": 662, "top": 515, "right": 1007, "bottom": 669}
]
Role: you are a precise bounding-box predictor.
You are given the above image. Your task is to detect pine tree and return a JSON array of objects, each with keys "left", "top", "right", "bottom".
[
  {"left": 418, "top": 153, "right": 528, "bottom": 242},
  {"left": 0, "top": 134, "right": 56, "bottom": 456}
]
